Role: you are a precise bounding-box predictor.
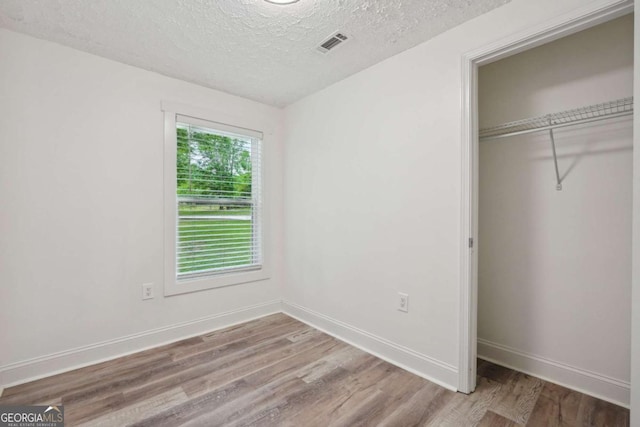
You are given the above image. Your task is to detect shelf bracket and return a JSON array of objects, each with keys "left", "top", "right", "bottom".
[{"left": 548, "top": 119, "right": 562, "bottom": 191}]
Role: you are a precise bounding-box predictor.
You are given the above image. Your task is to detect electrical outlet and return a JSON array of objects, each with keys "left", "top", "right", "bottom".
[
  {"left": 142, "top": 283, "right": 154, "bottom": 300},
  {"left": 398, "top": 292, "right": 409, "bottom": 313}
]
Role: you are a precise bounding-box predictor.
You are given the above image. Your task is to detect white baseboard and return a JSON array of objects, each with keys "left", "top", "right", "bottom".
[
  {"left": 2, "top": 298, "right": 459, "bottom": 395},
  {"left": 282, "top": 300, "right": 458, "bottom": 391},
  {"left": 477, "top": 338, "right": 630, "bottom": 408},
  {"left": 0, "top": 300, "right": 282, "bottom": 389},
  {"left": 5, "top": 300, "right": 627, "bottom": 408}
]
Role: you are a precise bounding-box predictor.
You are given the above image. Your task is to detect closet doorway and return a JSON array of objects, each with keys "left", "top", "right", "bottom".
[{"left": 458, "top": 0, "right": 634, "bottom": 407}]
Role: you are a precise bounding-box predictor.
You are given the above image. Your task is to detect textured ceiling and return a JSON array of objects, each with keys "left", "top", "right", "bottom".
[{"left": 0, "top": 0, "right": 510, "bottom": 107}]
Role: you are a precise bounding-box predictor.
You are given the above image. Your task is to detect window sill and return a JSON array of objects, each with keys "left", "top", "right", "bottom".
[{"left": 165, "top": 267, "right": 270, "bottom": 296}]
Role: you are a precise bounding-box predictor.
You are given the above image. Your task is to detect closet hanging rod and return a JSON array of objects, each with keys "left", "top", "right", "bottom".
[{"left": 479, "top": 97, "right": 633, "bottom": 141}]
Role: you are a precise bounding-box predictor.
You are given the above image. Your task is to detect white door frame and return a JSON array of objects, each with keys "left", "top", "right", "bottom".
[{"left": 458, "top": 0, "right": 634, "bottom": 394}]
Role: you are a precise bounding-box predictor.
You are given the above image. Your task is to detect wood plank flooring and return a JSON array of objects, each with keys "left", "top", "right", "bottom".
[{"left": 0, "top": 313, "right": 629, "bottom": 426}]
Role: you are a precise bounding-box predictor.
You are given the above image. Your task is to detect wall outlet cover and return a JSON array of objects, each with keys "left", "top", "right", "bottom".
[
  {"left": 398, "top": 292, "right": 409, "bottom": 313},
  {"left": 142, "top": 283, "right": 154, "bottom": 300}
]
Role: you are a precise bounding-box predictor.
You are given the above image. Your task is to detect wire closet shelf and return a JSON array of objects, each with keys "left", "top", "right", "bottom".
[{"left": 479, "top": 97, "right": 633, "bottom": 140}]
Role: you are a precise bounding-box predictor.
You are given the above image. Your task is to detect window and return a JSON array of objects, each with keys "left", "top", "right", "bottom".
[{"left": 163, "top": 106, "right": 269, "bottom": 295}]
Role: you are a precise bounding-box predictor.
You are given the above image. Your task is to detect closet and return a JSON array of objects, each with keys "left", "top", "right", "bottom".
[{"left": 476, "top": 14, "right": 633, "bottom": 405}]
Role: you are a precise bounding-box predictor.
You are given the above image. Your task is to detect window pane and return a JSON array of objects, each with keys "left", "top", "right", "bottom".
[{"left": 176, "top": 122, "right": 261, "bottom": 278}]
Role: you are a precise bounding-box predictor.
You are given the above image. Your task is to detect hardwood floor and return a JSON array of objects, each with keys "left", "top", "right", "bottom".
[{"left": 0, "top": 313, "right": 629, "bottom": 426}]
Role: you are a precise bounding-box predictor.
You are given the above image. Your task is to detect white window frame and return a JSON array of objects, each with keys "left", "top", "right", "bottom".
[{"left": 162, "top": 101, "right": 271, "bottom": 296}]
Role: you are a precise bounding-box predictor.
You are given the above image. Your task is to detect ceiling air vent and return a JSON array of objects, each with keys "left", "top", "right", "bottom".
[{"left": 317, "top": 32, "right": 349, "bottom": 54}]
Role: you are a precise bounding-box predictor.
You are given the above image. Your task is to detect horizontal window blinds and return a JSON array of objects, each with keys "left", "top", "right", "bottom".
[{"left": 176, "top": 117, "right": 262, "bottom": 279}]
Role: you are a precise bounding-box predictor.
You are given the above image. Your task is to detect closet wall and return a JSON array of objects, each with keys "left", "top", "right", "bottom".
[{"left": 478, "top": 14, "right": 633, "bottom": 404}]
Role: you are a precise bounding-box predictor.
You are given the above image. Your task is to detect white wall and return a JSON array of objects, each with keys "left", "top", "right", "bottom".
[
  {"left": 478, "top": 15, "right": 632, "bottom": 402},
  {"left": 631, "top": 9, "right": 640, "bottom": 427},
  {"left": 0, "top": 29, "right": 284, "bottom": 385},
  {"left": 283, "top": 0, "right": 634, "bottom": 399}
]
